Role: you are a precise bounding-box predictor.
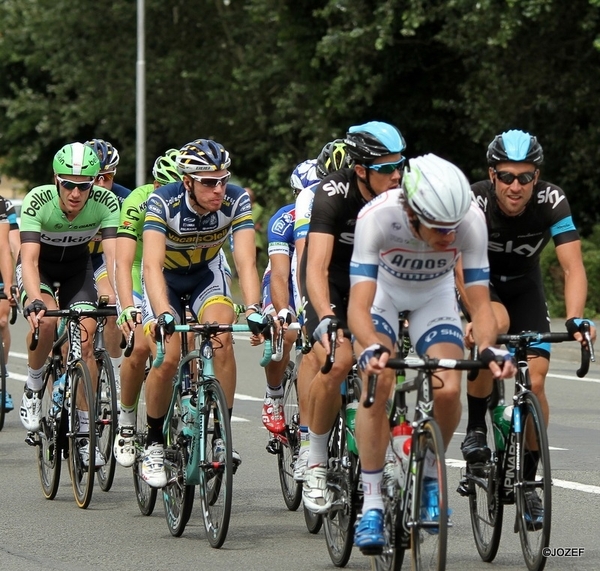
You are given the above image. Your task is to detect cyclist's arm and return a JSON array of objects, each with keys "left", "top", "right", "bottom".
[
  {"left": 231, "top": 227, "right": 261, "bottom": 308},
  {"left": 9, "top": 228, "right": 20, "bottom": 266},
  {"left": 0, "top": 223, "right": 13, "bottom": 295},
  {"left": 555, "top": 240, "right": 588, "bottom": 320},
  {"left": 270, "top": 252, "right": 292, "bottom": 314},
  {"left": 454, "top": 257, "right": 472, "bottom": 318},
  {"left": 115, "top": 235, "right": 137, "bottom": 309},
  {"left": 142, "top": 229, "right": 171, "bottom": 315},
  {"left": 466, "top": 284, "right": 499, "bottom": 351},
  {"left": 20, "top": 240, "right": 44, "bottom": 303},
  {"left": 101, "top": 232, "right": 117, "bottom": 298},
  {"left": 305, "top": 231, "right": 334, "bottom": 320}
]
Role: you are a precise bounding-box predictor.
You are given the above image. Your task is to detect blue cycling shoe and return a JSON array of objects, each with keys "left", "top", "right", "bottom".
[
  {"left": 3, "top": 391, "right": 14, "bottom": 412},
  {"left": 420, "top": 477, "right": 452, "bottom": 535},
  {"left": 354, "top": 509, "right": 385, "bottom": 552}
]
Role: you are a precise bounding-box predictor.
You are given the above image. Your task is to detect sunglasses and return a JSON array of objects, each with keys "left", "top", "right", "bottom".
[
  {"left": 56, "top": 176, "right": 95, "bottom": 192},
  {"left": 98, "top": 171, "right": 115, "bottom": 181},
  {"left": 418, "top": 216, "right": 459, "bottom": 235},
  {"left": 494, "top": 170, "right": 537, "bottom": 185},
  {"left": 367, "top": 157, "right": 406, "bottom": 174},
  {"left": 189, "top": 173, "right": 231, "bottom": 188}
]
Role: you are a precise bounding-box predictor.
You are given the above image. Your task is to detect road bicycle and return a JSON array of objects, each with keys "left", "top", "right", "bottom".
[
  {"left": 153, "top": 314, "right": 273, "bottom": 547},
  {"left": 0, "top": 286, "right": 18, "bottom": 431},
  {"left": 457, "top": 325, "right": 594, "bottom": 571},
  {"left": 370, "top": 352, "right": 493, "bottom": 571},
  {"left": 26, "top": 302, "right": 119, "bottom": 509}
]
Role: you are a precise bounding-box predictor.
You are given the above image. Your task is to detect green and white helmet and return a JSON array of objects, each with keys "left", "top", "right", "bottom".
[
  {"left": 53, "top": 142, "right": 101, "bottom": 177},
  {"left": 152, "top": 148, "right": 182, "bottom": 185}
]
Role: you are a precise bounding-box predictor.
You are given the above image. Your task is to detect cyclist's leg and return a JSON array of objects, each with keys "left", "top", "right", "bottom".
[{"left": 0, "top": 289, "right": 11, "bottom": 411}]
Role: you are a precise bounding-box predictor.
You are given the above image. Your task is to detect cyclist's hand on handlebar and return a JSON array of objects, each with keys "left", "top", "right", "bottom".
[
  {"left": 565, "top": 318, "right": 596, "bottom": 347},
  {"left": 156, "top": 312, "right": 176, "bottom": 341},
  {"left": 313, "top": 315, "right": 344, "bottom": 353},
  {"left": 277, "top": 308, "right": 293, "bottom": 328},
  {"left": 24, "top": 298, "right": 47, "bottom": 330},
  {"left": 117, "top": 306, "right": 139, "bottom": 335},
  {"left": 357, "top": 343, "right": 391, "bottom": 375},
  {"left": 480, "top": 346, "right": 516, "bottom": 379}
]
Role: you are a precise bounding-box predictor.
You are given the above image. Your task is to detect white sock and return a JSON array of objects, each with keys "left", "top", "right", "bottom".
[
  {"left": 307, "top": 430, "right": 330, "bottom": 466},
  {"left": 26, "top": 366, "right": 45, "bottom": 391},
  {"left": 78, "top": 410, "right": 90, "bottom": 434},
  {"left": 119, "top": 403, "right": 136, "bottom": 427},
  {"left": 361, "top": 468, "right": 384, "bottom": 512}
]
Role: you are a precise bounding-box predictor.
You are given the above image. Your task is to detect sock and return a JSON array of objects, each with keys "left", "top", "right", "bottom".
[
  {"left": 119, "top": 402, "right": 136, "bottom": 427},
  {"left": 110, "top": 356, "right": 123, "bottom": 377},
  {"left": 466, "top": 394, "right": 490, "bottom": 432},
  {"left": 361, "top": 468, "right": 384, "bottom": 512},
  {"left": 307, "top": 430, "right": 330, "bottom": 466},
  {"left": 300, "top": 426, "right": 310, "bottom": 450},
  {"left": 266, "top": 383, "right": 283, "bottom": 399},
  {"left": 26, "top": 365, "right": 45, "bottom": 391},
  {"left": 146, "top": 414, "right": 165, "bottom": 446},
  {"left": 78, "top": 410, "right": 90, "bottom": 434}
]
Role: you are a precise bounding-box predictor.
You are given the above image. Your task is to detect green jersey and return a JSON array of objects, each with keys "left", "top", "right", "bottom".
[
  {"left": 20, "top": 184, "right": 120, "bottom": 263},
  {"left": 117, "top": 183, "right": 154, "bottom": 266}
]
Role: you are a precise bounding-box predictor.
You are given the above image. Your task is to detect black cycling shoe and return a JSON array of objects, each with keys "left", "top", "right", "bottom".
[
  {"left": 461, "top": 429, "right": 491, "bottom": 464},
  {"left": 523, "top": 490, "right": 544, "bottom": 531}
]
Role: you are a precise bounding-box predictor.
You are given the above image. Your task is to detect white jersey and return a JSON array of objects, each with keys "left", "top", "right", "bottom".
[{"left": 350, "top": 188, "right": 489, "bottom": 291}]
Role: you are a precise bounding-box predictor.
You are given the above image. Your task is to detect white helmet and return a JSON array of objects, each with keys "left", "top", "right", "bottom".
[{"left": 403, "top": 154, "right": 473, "bottom": 225}]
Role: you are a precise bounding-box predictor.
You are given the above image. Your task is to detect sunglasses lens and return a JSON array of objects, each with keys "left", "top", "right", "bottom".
[
  {"left": 496, "top": 171, "right": 535, "bottom": 184},
  {"left": 58, "top": 177, "right": 93, "bottom": 191},
  {"left": 193, "top": 174, "right": 230, "bottom": 187},
  {"left": 370, "top": 158, "right": 405, "bottom": 174}
]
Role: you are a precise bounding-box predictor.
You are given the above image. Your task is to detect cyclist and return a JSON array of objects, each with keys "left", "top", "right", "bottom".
[
  {"left": 113, "top": 149, "right": 181, "bottom": 467},
  {"left": 18, "top": 142, "right": 120, "bottom": 468},
  {"left": 347, "top": 154, "right": 516, "bottom": 550},
  {"left": 0, "top": 196, "right": 15, "bottom": 412},
  {"left": 141, "top": 138, "right": 264, "bottom": 488},
  {"left": 457, "top": 130, "right": 595, "bottom": 526},
  {"left": 85, "top": 139, "right": 131, "bottom": 382},
  {"left": 3, "top": 195, "right": 21, "bottom": 263},
  {"left": 300, "top": 121, "right": 406, "bottom": 513},
  {"left": 291, "top": 143, "right": 354, "bottom": 481}
]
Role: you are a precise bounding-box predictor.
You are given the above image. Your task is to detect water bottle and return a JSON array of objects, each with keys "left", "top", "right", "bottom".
[
  {"left": 345, "top": 401, "right": 359, "bottom": 455},
  {"left": 392, "top": 421, "right": 412, "bottom": 488},
  {"left": 492, "top": 404, "right": 512, "bottom": 451},
  {"left": 50, "top": 373, "right": 66, "bottom": 417}
]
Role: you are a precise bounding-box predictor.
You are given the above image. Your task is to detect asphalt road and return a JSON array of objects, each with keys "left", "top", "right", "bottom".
[{"left": 1, "top": 317, "right": 599, "bottom": 571}]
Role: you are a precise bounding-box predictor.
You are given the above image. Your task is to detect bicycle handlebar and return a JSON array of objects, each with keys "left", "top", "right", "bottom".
[
  {"left": 153, "top": 318, "right": 276, "bottom": 369},
  {"left": 272, "top": 321, "right": 302, "bottom": 362},
  {"left": 320, "top": 320, "right": 352, "bottom": 374},
  {"left": 29, "top": 305, "right": 118, "bottom": 351}
]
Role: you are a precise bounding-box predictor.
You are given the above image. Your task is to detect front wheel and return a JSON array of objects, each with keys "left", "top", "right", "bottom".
[
  {"left": 200, "top": 379, "right": 233, "bottom": 549},
  {"left": 0, "top": 338, "right": 6, "bottom": 431},
  {"left": 95, "top": 351, "right": 118, "bottom": 492},
  {"left": 411, "top": 420, "right": 448, "bottom": 571},
  {"left": 515, "top": 393, "right": 551, "bottom": 571},
  {"left": 67, "top": 360, "right": 96, "bottom": 509},
  {"left": 133, "top": 380, "right": 157, "bottom": 516},
  {"left": 304, "top": 504, "right": 323, "bottom": 534}
]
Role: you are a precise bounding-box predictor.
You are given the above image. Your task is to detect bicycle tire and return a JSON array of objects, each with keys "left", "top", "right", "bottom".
[
  {"left": 163, "top": 389, "right": 195, "bottom": 536},
  {"left": 467, "top": 402, "right": 504, "bottom": 562},
  {"left": 0, "top": 335, "right": 5, "bottom": 431},
  {"left": 515, "top": 393, "right": 551, "bottom": 571},
  {"left": 371, "top": 496, "right": 406, "bottom": 571},
  {"left": 200, "top": 378, "right": 233, "bottom": 549},
  {"left": 278, "top": 365, "right": 302, "bottom": 511},
  {"left": 67, "top": 359, "right": 96, "bottom": 509},
  {"left": 304, "top": 504, "right": 323, "bottom": 534},
  {"left": 133, "top": 380, "right": 157, "bottom": 516},
  {"left": 37, "top": 361, "right": 62, "bottom": 499},
  {"left": 323, "top": 412, "right": 357, "bottom": 567},
  {"left": 95, "top": 350, "right": 118, "bottom": 492},
  {"left": 411, "top": 419, "right": 448, "bottom": 571}
]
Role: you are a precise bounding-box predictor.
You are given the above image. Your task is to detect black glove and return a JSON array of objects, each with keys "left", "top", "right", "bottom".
[
  {"left": 247, "top": 312, "right": 267, "bottom": 336},
  {"left": 565, "top": 317, "right": 595, "bottom": 338},
  {"left": 156, "top": 312, "right": 176, "bottom": 336},
  {"left": 24, "top": 299, "right": 47, "bottom": 318},
  {"left": 480, "top": 346, "right": 514, "bottom": 368}
]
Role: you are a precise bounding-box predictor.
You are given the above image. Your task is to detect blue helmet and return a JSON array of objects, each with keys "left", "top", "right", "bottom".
[
  {"left": 344, "top": 121, "right": 406, "bottom": 163},
  {"left": 290, "top": 159, "right": 320, "bottom": 196},
  {"left": 486, "top": 130, "right": 543, "bottom": 166},
  {"left": 177, "top": 138, "right": 231, "bottom": 174},
  {"left": 84, "top": 138, "right": 120, "bottom": 172}
]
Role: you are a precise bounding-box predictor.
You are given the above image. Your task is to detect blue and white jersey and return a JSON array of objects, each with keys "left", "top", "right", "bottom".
[
  {"left": 144, "top": 181, "right": 253, "bottom": 273},
  {"left": 267, "top": 203, "right": 295, "bottom": 260},
  {"left": 350, "top": 188, "right": 489, "bottom": 291}
]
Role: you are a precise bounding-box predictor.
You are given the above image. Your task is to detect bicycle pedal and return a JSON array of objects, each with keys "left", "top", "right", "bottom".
[
  {"left": 456, "top": 477, "right": 472, "bottom": 497},
  {"left": 359, "top": 546, "right": 384, "bottom": 556},
  {"left": 24, "top": 433, "right": 39, "bottom": 447},
  {"left": 265, "top": 439, "right": 280, "bottom": 455}
]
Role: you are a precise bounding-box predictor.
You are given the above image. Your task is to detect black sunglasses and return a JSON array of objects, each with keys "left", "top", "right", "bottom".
[{"left": 494, "top": 170, "right": 537, "bottom": 185}]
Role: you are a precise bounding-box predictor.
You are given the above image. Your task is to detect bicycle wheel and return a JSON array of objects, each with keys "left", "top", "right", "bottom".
[
  {"left": 95, "top": 350, "right": 118, "bottom": 492},
  {"left": 323, "top": 412, "right": 357, "bottom": 567},
  {"left": 163, "top": 389, "right": 195, "bottom": 537},
  {"left": 132, "top": 381, "right": 157, "bottom": 516},
  {"left": 36, "top": 362, "right": 62, "bottom": 499},
  {"left": 0, "top": 336, "right": 5, "bottom": 431},
  {"left": 304, "top": 504, "right": 323, "bottom": 534},
  {"left": 278, "top": 365, "right": 302, "bottom": 511},
  {"left": 372, "top": 491, "right": 406, "bottom": 571},
  {"left": 67, "top": 359, "right": 96, "bottom": 509},
  {"left": 467, "top": 400, "right": 504, "bottom": 562},
  {"left": 515, "top": 393, "right": 551, "bottom": 571},
  {"left": 411, "top": 419, "right": 448, "bottom": 571},
  {"left": 200, "top": 378, "right": 233, "bottom": 549}
]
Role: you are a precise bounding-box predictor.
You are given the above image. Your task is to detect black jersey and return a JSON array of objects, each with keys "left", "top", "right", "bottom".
[
  {"left": 306, "top": 168, "right": 368, "bottom": 293},
  {"left": 471, "top": 179, "right": 579, "bottom": 279}
]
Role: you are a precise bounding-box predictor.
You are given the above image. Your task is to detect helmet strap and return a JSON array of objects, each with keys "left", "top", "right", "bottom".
[{"left": 356, "top": 167, "right": 377, "bottom": 199}]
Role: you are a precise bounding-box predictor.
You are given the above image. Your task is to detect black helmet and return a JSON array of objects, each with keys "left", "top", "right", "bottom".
[
  {"left": 344, "top": 121, "right": 406, "bottom": 163},
  {"left": 486, "top": 130, "right": 543, "bottom": 166},
  {"left": 316, "top": 139, "right": 354, "bottom": 178}
]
